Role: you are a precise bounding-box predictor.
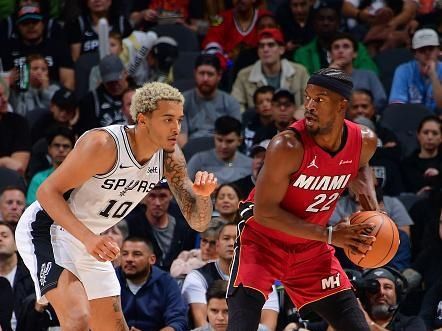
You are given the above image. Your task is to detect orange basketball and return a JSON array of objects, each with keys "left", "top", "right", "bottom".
[{"left": 344, "top": 211, "right": 400, "bottom": 268}]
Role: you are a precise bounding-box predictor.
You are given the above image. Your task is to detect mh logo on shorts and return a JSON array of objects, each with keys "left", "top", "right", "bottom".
[
  {"left": 39, "top": 262, "right": 52, "bottom": 287},
  {"left": 321, "top": 273, "right": 340, "bottom": 290}
]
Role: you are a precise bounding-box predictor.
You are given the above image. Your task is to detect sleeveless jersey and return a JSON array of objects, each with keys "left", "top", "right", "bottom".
[
  {"left": 64, "top": 124, "right": 163, "bottom": 234},
  {"left": 247, "top": 119, "right": 362, "bottom": 243}
]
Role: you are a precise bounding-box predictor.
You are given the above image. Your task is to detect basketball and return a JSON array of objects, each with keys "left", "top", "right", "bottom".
[{"left": 344, "top": 211, "right": 400, "bottom": 268}]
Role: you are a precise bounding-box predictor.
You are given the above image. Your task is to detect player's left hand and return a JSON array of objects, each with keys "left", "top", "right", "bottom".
[{"left": 193, "top": 171, "right": 217, "bottom": 196}]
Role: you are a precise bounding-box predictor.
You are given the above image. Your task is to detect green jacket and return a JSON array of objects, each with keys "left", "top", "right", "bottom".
[{"left": 293, "top": 37, "right": 378, "bottom": 75}]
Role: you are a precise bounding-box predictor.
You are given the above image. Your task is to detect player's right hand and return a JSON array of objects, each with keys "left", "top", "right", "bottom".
[
  {"left": 84, "top": 234, "right": 120, "bottom": 262},
  {"left": 330, "top": 222, "right": 376, "bottom": 256}
]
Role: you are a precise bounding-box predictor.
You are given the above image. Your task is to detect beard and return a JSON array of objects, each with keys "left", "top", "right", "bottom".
[
  {"left": 124, "top": 265, "right": 150, "bottom": 281},
  {"left": 370, "top": 304, "right": 395, "bottom": 320}
]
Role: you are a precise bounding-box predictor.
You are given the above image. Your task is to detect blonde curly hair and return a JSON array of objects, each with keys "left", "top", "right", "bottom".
[{"left": 130, "top": 82, "right": 184, "bottom": 122}]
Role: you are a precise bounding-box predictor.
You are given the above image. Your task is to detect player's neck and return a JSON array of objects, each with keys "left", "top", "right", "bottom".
[
  {"left": 313, "top": 125, "right": 345, "bottom": 153},
  {"left": 130, "top": 126, "right": 158, "bottom": 165},
  {"left": 0, "top": 254, "right": 17, "bottom": 276}
]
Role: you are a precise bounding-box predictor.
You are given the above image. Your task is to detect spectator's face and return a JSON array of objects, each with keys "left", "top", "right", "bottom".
[
  {"left": 195, "top": 64, "right": 221, "bottom": 97},
  {"left": 252, "top": 150, "right": 266, "bottom": 179},
  {"left": 0, "top": 190, "right": 26, "bottom": 224},
  {"left": 144, "top": 188, "right": 172, "bottom": 219},
  {"left": 102, "top": 225, "right": 124, "bottom": 248},
  {"left": 349, "top": 92, "right": 375, "bottom": 120},
  {"left": 417, "top": 120, "right": 442, "bottom": 153},
  {"left": 0, "top": 84, "right": 8, "bottom": 114},
  {"left": 29, "top": 58, "right": 49, "bottom": 87},
  {"left": 121, "top": 241, "right": 155, "bottom": 279},
  {"left": 207, "top": 298, "right": 229, "bottom": 331},
  {"left": 17, "top": 20, "right": 44, "bottom": 42},
  {"left": 200, "top": 234, "right": 218, "bottom": 261},
  {"left": 214, "top": 132, "right": 242, "bottom": 161},
  {"left": 122, "top": 90, "right": 135, "bottom": 124},
  {"left": 414, "top": 46, "right": 439, "bottom": 66},
  {"left": 290, "top": 0, "right": 311, "bottom": 23},
  {"left": 103, "top": 74, "right": 128, "bottom": 97},
  {"left": 272, "top": 96, "right": 295, "bottom": 129},
  {"left": 216, "top": 225, "right": 236, "bottom": 261},
  {"left": 215, "top": 186, "right": 239, "bottom": 219},
  {"left": 258, "top": 37, "right": 284, "bottom": 66},
  {"left": 313, "top": 8, "right": 339, "bottom": 38},
  {"left": 234, "top": 0, "right": 256, "bottom": 12},
  {"left": 48, "top": 135, "right": 73, "bottom": 167},
  {"left": 367, "top": 278, "right": 397, "bottom": 312},
  {"left": 254, "top": 92, "right": 273, "bottom": 118},
  {"left": 87, "top": 0, "right": 111, "bottom": 13},
  {"left": 330, "top": 38, "right": 356, "bottom": 67},
  {"left": 50, "top": 104, "right": 75, "bottom": 123},
  {"left": 109, "top": 37, "right": 122, "bottom": 55},
  {"left": 0, "top": 224, "right": 16, "bottom": 258}
]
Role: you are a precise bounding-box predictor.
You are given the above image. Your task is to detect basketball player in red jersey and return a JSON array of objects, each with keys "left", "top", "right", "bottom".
[{"left": 227, "top": 68, "right": 379, "bottom": 331}]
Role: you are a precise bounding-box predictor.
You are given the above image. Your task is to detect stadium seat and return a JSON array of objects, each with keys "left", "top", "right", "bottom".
[
  {"left": 380, "top": 104, "right": 432, "bottom": 159},
  {"left": 182, "top": 137, "right": 214, "bottom": 161},
  {"left": 0, "top": 167, "right": 27, "bottom": 192},
  {"left": 172, "top": 79, "right": 195, "bottom": 92},
  {"left": 74, "top": 52, "right": 100, "bottom": 100},
  {"left": 173, "top": 51, "right": 200, "bottom": 80},
  {"left": 26, "top": 107, "right": 50, "bottom": 130},
  {"left": 152, "top": 24, "right": 199, "bottom": 52}
]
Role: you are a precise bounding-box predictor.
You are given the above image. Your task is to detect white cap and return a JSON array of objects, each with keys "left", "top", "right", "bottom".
[{"left": 412, "top": 29, "right": 440, "bottom": 50}]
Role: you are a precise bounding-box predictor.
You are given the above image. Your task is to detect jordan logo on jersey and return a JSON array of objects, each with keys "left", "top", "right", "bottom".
[
  {"left": 293, "top": 174, "right": 351, "bottom": 191},
  {"left": 39, "top": 262, "right": 52, "bottom": 287},
  {"left": 307, "top": 155, "right": 319, "bottom": 169}
]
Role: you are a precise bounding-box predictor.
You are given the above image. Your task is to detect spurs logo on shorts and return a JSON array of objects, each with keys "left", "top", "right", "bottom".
[
  {"left": 40, "top": 262, "right": 52, "bottom": 287},
  {"left": 321, "top": 273, "right": 341, "bottom": 290}
]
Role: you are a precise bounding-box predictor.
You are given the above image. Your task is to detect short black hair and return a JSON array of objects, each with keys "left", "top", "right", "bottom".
[
  {"left": 0, "top": 185, "right": 25, "bottom": 197},
  {"left": 253, "top": 85, "right": 275, "bottom": 104},
  {"left": 329, "top": 32, "right": 359, "bottom": 52},
  {"left": 195, "top": 53, "right": 221, "bottom": 71},
  {"left": 214, "top": 116, "right": 242, "bottom": 136},
  {"left": 0, "top": 221, "right": 15, "bottom": 238},
  {"left": 214, "top": 183, "right": 242, "bottom": 202},
  {"left": 46, "top": 126, "right": 76, "bottom": 147},
  {"left": 123, "top": 236, "right": 154, "bottom": 252},
  {"left": 206, "top": 280, "right": 228, "bottom": 302},
  {"left": 417, "top": 115, "right": 442, "bottom": 133},
  {"left": 352, "top": 89, "right": 374, "bottom": 103}
]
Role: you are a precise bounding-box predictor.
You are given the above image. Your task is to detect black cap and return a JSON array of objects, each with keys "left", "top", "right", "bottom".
[
  {"left": 273, "top": 89, "right": 295, "bottom": 103},
  {"left": 51, "top": 87, "right": 76, "bottom": 111},
  {"left": 363, "top": 268, "right": 396, "bottom": 283}
]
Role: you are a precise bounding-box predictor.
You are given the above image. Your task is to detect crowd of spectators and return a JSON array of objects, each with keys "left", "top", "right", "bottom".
[{"left": 0, "top": 0, "right": 441, "bottom": 330}]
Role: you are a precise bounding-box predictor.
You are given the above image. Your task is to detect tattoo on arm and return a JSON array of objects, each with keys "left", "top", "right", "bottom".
[{"left": 164, "top": 149, "right": 212, "bottom": 231}]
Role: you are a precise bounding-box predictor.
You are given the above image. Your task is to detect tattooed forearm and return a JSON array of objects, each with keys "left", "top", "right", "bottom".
[{"left": 164, "top": 149, "right": 212, "bottom": 231}]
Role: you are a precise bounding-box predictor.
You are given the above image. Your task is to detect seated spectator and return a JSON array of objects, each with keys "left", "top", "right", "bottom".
[
  {"left": 276, "top": 0, "right": 316, "bottom": 55},
  {"left": 182, "top": 223, "right": 279, "bottom": 329},
  {"left": 328, "top": 33, "right": 387, "bottom": 111},
  {"left": 121, "top": 87, "right": 136, "bottom": 125},
  {"left": 357, "top": 268, "right": 426, "bottom": 330},
  {"left": 178, "top": 54, "right": 241, "bottom": 147},
  {"left": 26, "top": 127, "right": 75, "bottom": 205},
  {"left": 0, "top": 221, "right": 35, "bottom": 331},
  {"left": 117, "top": 236, "right": 187, "bottom": 331},
  {"left": 253, "top": 89, "right": 297, "bottom": 144},
  {"left": 242, "top": 86, "right": 274, "bottom": 155},
  {"left": 419, "top": 278, "right": 442, "bottom": 330},
  {"left": 401, "top": 116, "right": 441, "bottom": 195},
  {"left": 213, "top": 184, "right": 241, "bottom": 223},
  {"left": 232, "top": 140, "right": 269, "bottom": 200},
  {"left": 31, "top": 86, "right": 78, "bottom": 144},
  {"left": 232, "top": 28, "right": 309, "bottom": 112},
  {"left": 389, "top": 28, "right": 442, "bottom": 113},
  {"left": 65, "top": 0, "right": 132, "bottom": 61},
  {"left": 75, "top": 54, "right": 128, "bottom": 134},
  {"left": 124, "top": 179, "right": 196, "bottom": 271},
  {"left": 202, "top": 0, "right": 270, "bottom": 62},
  {"left": 348, "top": 90, "right": 404, "bottom": 196},
  {"left": 170, "top": 220, "right": 221, "bottom": 279},
  {"left": 12, "top": 54, "right": 60, "bottom": 117},
  {"left": 0, "top": 3, "right": 74, "bottom": 89},
  {"left": 0, "top": 186, "right": 25, "bottom": 231},
  {"left": 0, "top": 78, "right": 31, "bottom": 175},
  {"left": 294, "top": 2, "right": 378, "bottom": 75},
  {"left": 187, "top": 116, "right": 252, "bottom": 184}
]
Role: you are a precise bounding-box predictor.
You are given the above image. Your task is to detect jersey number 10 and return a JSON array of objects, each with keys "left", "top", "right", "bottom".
[{"left": 99, "top": 200, "right": 133, "bottom": 218}]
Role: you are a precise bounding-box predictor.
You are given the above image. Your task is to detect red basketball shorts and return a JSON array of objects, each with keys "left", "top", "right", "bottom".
[{"left": 228, "top": 218, "right": 352, "bottom": 310}]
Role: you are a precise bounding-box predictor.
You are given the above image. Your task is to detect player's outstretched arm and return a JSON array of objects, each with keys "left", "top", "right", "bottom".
[
  {"left": 164, "top": 145, "right": 216, "bottom": 232},
  {"left": 37, "top": 130, "right": 121, "bottom": 262},
  {"left": 348, "top": 125, "right": 379, "bottom": 211}
]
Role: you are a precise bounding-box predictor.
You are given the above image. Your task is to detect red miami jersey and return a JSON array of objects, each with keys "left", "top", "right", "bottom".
[{"left": 247, "top": 119, "right": 362, "bottom": 243}]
